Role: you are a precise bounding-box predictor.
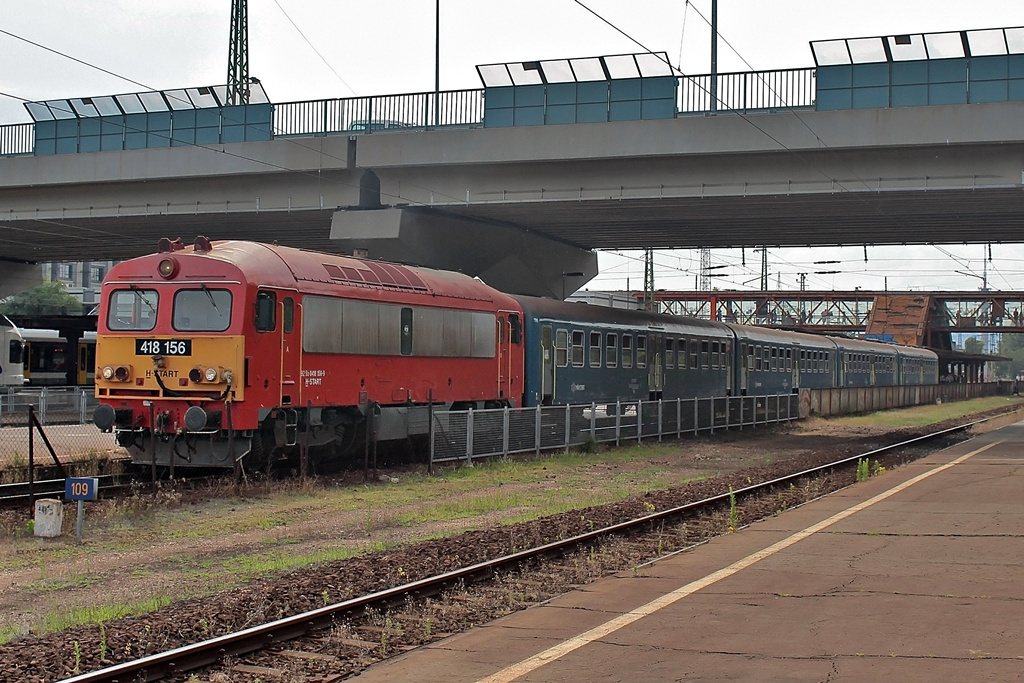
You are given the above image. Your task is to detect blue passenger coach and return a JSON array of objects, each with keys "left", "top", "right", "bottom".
[{"left": 512, "top": 296, "right": 734, "bottom": 408}]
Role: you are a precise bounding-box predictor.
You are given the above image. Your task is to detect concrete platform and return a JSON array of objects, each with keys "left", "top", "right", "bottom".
[{"left": 351, "top": 422, "right": 1024, "bottom": 682}]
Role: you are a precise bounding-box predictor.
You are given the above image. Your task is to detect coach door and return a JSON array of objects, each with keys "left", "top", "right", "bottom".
[
  {"left": 647, "top": 332, "right": 664, "bottom": 398},
  {"left": 541, "top": 325, "right": 554, "bottom": 405}
]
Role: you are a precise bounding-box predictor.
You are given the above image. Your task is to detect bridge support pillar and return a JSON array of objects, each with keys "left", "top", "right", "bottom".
[
  {"left": 0, "top": 262, "right": 43, "bottom": 300},
  {"left": 329, "top": 207, "right": 597, "bottom": 299}
]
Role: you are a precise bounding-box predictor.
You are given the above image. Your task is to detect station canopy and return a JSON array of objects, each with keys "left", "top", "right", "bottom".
[
  {"left": 23, "top": 81, "right": 270, "bottom": 122},
  {"left": 811, "top": 26, "right": 1024, "bottom": 66},
  {"left": 476, "top": 52, "right": 675, "bottom": 87}
]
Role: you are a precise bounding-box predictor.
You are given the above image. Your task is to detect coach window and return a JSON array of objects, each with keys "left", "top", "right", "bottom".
[
  {"left": 636, "top": 335, "right": 646, "bottom": 368},
  {"left": 108, "top": 288, "right": 159, "bottom": 331},
  {"left": 255, "top": 290, "right": 276, "bottom": 332},
  {"left": 771, "top": 347, "right": 778, "bottom": 371},
  {"left": 710, "top": 341, "right": 718, "bottom": 369},
  {"left": 825, "top": 352, "right": 831, "bottom": 373},
  {"left": 665, "top": 338, "right": 674, "bottom": 369},
  {"left": 786, "top": 349, "right": 792, "bottom": 371},
  {"left": 689, "top": 339, "right": 698, "bottom": 369},
  {"left": 606, "top": 332, "right": 618, "bottom": 368},
  {"left": 590, "top": 331, "right": 602, "bottom": 367},
  {"left": 747, "top": 344, "right": 755, "bottom": 372},
  {"left": 571, "top": 330, "right": 585, "bottom": 367},
  {"left": 555, "top": 329, "right": 569, "bottom": 367},
  {"left": 700, "top": 340, "right": 709, "bottom": 369},
  {"left": 622, "top": 334, "right": 633, "bottom": 368},
  {"left": 401, "top": 307, "right": 413, "bottom": 355}
]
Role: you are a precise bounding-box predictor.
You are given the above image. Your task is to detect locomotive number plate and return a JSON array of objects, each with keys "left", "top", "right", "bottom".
[{"left": 135, "top": 339, "right": 192, "bottom": 356}]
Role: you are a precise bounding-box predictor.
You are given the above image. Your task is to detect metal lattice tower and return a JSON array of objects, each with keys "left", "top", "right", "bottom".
[
  {"left": 226, "top": 0, "right": 249, "bottom": 105},
  {"left": 699, "top": 247, "right": 711, "bottom": 290},
  {"left": 643, "top": 248, "right": 655, "bottom": 310}
]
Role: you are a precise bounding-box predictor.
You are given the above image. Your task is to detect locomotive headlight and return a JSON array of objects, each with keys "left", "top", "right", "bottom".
[
  {"left": 157, "top": 257, "right": 179, "bottom": 279},
  {"left": 188, "top": 367, "right": 202, "bottom": 383},
  {"left": 102, "top": 366, "right": 115, "bottom": 380},
  {"left": 204, "top": 367, "right": 218, "bottom": 382}
]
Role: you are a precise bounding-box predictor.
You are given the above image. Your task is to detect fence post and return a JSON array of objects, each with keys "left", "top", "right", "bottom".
[
  {"left": 535, "top": 405, "right": 542, "bottom": 456},
  {"left": 590, "top": 402, "right": 596, "bottom": 442},
  {"left": 427, "top": 389, "right": 434, "bottom": 474},
  {"left": 676, "top": 397, "right": 681, "bottom": 438},
  {"left": 80, "top": 389, "right": 88, "bottom": 424},
  {"left": 693, "top": 398, "right": 698, "bottom": 436},
  {"left": 615, "top": 401, "right": 621, "bottom": 447},
  {"left": 466, "top": 407, "right": 474, "bottom": 465},
  {"left": 739, "top": 395, "right": 744, "bottom": 430},
  {"left": 564, "top": 404, "right": 571, "bottom": 454},
  {"left": 709, "top": 398, "right": 715, "bottom": 435},
  {"left": 657, "top": 399, "right": 663, "bottom": 442},
  {"left": 502, "top": 405, "right": 510, "bottom": 459},
  {"left": 637, "top": 401, "right": 643, "bottom": 444},
  {"left": 40, "top": 387, "right": 47, "bottom": 425}
]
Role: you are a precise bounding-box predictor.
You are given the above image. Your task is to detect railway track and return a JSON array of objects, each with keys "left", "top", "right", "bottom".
[{"left": 55, "top": 415, "right": 998, "bottom": 683}]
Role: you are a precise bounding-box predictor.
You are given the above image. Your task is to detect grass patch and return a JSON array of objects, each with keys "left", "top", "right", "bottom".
[
  {"left": 824, "top": 396, "right": 1022, "bottom": 430},
  {"left": 0, "top": 595, "right": 177, "bottom": 645},
  {"left": 219, "top": 542, "right": 394, "bottom": 581}
]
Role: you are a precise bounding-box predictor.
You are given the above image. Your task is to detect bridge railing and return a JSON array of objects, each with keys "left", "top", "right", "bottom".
[
  {"left": 680, "top": 67, "right": 816, "bottom": 114},
  {"left": 0, "top": 122, "right": 34, "bottom": 156},
  {"left": 0, "top": 67, "right": 816, "bottom": 155},
  {"left": 273, "top": 89, "right": 486, "bottom": 136}
]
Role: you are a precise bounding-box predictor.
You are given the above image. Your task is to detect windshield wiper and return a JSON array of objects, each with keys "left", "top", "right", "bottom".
[
  {"left": 201, "top": 285, "right": 222, "bottom": 315},
  {"left": 129, "top": 284, "right": 156, "bottom": 313}
]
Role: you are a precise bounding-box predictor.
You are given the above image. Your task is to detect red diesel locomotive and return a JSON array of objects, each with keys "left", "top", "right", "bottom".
[{"left": 92, "top": 237, "right": 525, "bottom": 468}]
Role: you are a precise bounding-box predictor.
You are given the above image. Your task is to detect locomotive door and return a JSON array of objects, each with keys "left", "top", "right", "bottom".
[
  {"left": 280, "top": 295, "right": 301, "bottom": 406},
  {"left": 541, "top": 325, "right": 554, "bottom": 405},
  {"left": 496, "top": 310, "right": 516, "bottom": 402}
]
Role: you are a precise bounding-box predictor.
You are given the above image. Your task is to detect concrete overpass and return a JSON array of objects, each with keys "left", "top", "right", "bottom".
[{"left": 2, "top": 98, "right": 1024, "bottom": 298}]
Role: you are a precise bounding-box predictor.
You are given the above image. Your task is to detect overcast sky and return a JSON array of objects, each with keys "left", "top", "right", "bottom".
[{"left": 2, "top": 1, "right": 1024, "bottom": 293}]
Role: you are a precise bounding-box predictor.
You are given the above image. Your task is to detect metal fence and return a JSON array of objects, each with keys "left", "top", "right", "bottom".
[
  {"left": 0, "top": 387, "right": 117, "bottom": 469},
  {"left": 0, "top": 122, "right": 34, "bottom": 156},
  {"left": 429, "top": 394, "right": 799, "bottom": 465},
  {"left": 679, "top": 67, "right": 816, "bottom": 115},
  {"left": 273, "top": 89, "right": 486, "bottom": 137}
]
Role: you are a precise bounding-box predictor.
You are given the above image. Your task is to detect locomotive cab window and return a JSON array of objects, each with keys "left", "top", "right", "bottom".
[
  {"left": 9, "top": 339, "right": 22, "bottom": 365},
  {"left": 108, "top": 288, "right": 158, "bottom": 331},
  {"left": 509, "top": 313, "right": 522, "bottom": 345},
  {"left": 283, "top": 297, "right": 295, "bottom": 333},
  {"left": 173, "top": 288, "right": 232, "bottom": 332},
  {"left": 255, "top": 291, "right": 277, "bottom": 332}
]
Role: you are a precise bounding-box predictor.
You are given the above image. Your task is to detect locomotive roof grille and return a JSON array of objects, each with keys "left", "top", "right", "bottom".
[{"left": 322, "top": 262, "right": 429, "bottom": 292}]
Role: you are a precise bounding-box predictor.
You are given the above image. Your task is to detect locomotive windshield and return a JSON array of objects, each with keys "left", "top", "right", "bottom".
[
  {"left": 173, "top": 288, "right": 232, "bottom": 331},
  {"left": 107, "top": 288, "right": 158, "bottom": 331}
]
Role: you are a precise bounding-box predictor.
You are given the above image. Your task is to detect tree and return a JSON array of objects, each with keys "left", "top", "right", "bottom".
[
  {"left": 964, "top": 336, "right": 985, "bottom": 354},
  {"left": 996, "top": 333, "right": 1024, "bottom": 380},
  {"left": 0, "top": 281, "right": 83, "bottom": 315}
]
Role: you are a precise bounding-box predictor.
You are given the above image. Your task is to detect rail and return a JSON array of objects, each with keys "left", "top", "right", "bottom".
[{"left": 58, "top": 414, "right": 993, "bottom": 683}]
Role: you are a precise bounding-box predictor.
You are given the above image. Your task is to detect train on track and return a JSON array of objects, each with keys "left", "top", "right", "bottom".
[
  {"left": 91, "top": 237, "right": 939, "bottom": 470},
  {"left": 0, "top": 315, "right": 26, "bottom": 387},
  {"left": 0, "top": 320, "right": 96, "bottom": 387}
]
